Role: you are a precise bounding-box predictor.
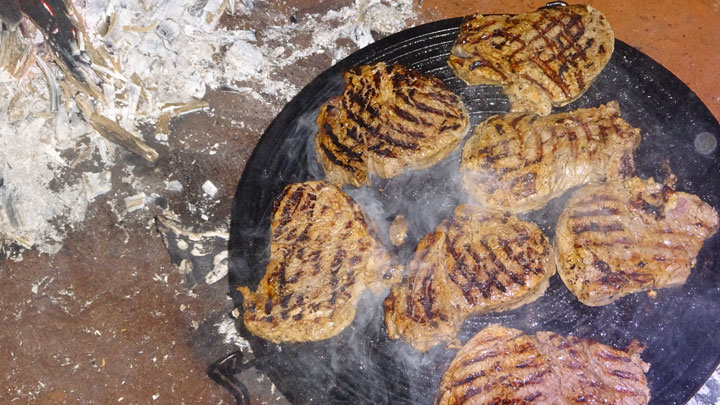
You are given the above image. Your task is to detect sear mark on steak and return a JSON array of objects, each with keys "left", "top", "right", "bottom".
[
  {"left": 315, "top": 62, "right": 470, "bottom": 187},
  {"left": 237, "top": 181, "right": 398, "bottom": 343},
  {"left": 555, "top": 176, "right": 719, "bottom": 306},
  {"left": 435, "top": 324, "right": 651, "bottom": 405},
  {"left": 448, "top": 3, "right": 615, "bottom": 115},
  {"left": 460, "top": 101, "right": 641, "bottom": 213},
  {"left": 383, "top": 205, "right": 554, "bottom": 352}
]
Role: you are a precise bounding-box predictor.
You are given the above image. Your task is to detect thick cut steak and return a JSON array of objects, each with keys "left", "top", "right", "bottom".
[
  {"left": 315, "top": 62, "right": 470, "bottom": 187},
  {"left": 436, "top": 324, "right": 651, "bottom": 404},
  {"left": 238, "top": 181, "right": 395, "bottom": 343},
  {"left": 556, "top": 177, "right": 719, "bottom": 306},
  {"left": 448, "top": 3, "right": 614, "bottom": 115},
  {"left": 384, "top": 205, "right": 554, "bottom": 352},
  {"left": 460, "top": 101, "right": 640, "bottom": 213}
]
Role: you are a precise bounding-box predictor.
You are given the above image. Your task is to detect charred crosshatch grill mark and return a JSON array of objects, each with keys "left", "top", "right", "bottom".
[
  {"left": 385, "top": 207, "right": 553, "bottom": 352},
  {"left": 315, "top": 62, "right": 469, "bottom": 186},
  {"left": 419, "top": 273, "right": 437, "bottom": 319},
  {"left": 547, "top": 13, "right": 589, "bottom": 60},
  {"left": 571, "top": 221, "right": 624, "bottom": 234},
  {"left": 319, "top": 140, "right": 359, "bottom": 173},
  {"left": 416, "top": 92, "right": 464, "bottom": 119},
  {"left": 461, "top": 349, "right": 499, "bottom": 367},
  {"left": 437, "top": 325, "right": 650, "bottom": 404},
  {"left": 390, "top": 105, "right": 430, "bottom": 127},
  {"left": 238, "top": 181, "right": 393, "bottom": 343},
  {"left": 276, "top": 186, "right": 306, "bottom": 232},
  {"left": 520, "top": 72, "right": 552, "bottom": 96},
  {"left": 557, "top": 178, "right": 719, "bottom": 306},
  {"left": 479, "top": 238, "right": 521, "bottom": 289},
  {"left": 456, "top": 242, "right": 489, "bottom": 302},
  {"left": 450, "top": 370, "right": 486, "bottom": 387},
  {"left": 461, "top": 102, "right": 640, "bottom": 212},
  {"left": 449, "top": 4, "right": 613, "bottom": 115},
  {"left": 468, "top": 57, "right": 507, "bottom": 80},
  {"left": 322, "top": 123, "right": 363, "bottom": 162},
  {"left": 570, "top": 207, "right": 620, "bottom": 218}
]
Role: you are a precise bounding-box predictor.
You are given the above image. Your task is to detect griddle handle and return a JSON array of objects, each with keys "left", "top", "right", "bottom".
[
  {"left": 208, "top": 351, "right": 257, "bottom": 405},
  {"left": 543, "top": 1, "right": 568, "bottom": 8}
]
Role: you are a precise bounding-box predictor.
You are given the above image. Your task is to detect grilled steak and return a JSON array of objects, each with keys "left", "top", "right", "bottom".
[
  {"left": 436, "top": 324, "right": 651, "bottom": 404},
  {"left": 460, "top": 101, "right": 641, "bottom": 213},
  {"left": 556, "top": 176, "right": 719, "bottom": 306},
  {"left": 315, "top": 62, "right": 470, "bottom": 187},
  {"left": 384, "top": 205, "right": 554, "bottom": 352},
  {"left": 238, "top": 181, "right": 395, "bottom": 343},
  {"left": 448, "top": 3, "right": 614, "bottom": 115}
]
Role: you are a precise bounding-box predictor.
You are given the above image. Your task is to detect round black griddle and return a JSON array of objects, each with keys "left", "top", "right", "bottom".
[{"left": 227, "top": 17, "right": 720, "bottom": 404}]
